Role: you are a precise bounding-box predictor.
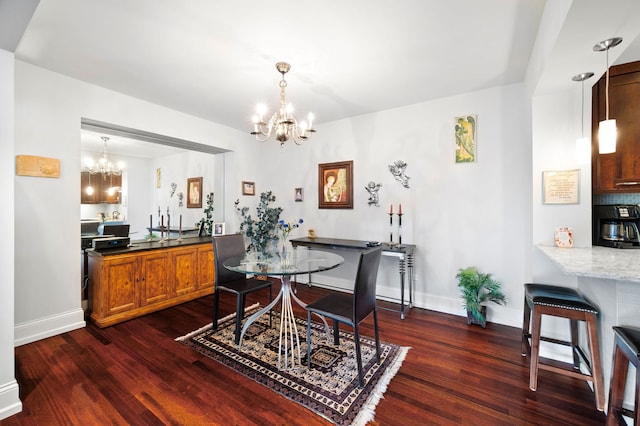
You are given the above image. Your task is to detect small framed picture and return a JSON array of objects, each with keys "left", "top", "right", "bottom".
[
  {"left": 242, "top": 181, "right": 255, "bottom": 195},
  {"left": 294, "top": 187, "right": 304, "bottom": 202},
  {"left": 213, "top": 222, "right": 225, "bottom": 236},
  {"left": 187, "top": 177, "right": 203, "bottom": 208}
]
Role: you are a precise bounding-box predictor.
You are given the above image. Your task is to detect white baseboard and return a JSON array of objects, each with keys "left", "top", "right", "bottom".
[
  {"left": 14, "top": 308, "right": 85, "bottom": 347},
  {"left": 0, "top": 380, "right": 22, "bottom": 421}
]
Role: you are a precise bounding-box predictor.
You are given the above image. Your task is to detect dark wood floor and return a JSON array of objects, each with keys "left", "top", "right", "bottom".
[{"left": 3, "top": 281, "right": 606, "bottom": 425}]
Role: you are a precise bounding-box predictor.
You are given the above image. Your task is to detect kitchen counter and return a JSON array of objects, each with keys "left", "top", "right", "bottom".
[{"left": 537, "top": 245, "right": 640, "bottom": 283}]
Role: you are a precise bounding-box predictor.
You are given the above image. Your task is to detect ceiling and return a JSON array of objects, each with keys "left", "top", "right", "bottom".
[{"left": 4, "top": 0, "right": 640, "bottom": 158}]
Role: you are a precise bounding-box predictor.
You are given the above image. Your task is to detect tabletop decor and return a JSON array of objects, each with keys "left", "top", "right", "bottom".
[
  {"left": 277, "top": 218, "right": 303, "bottom": 265},
  {"left": 177, "top": 305, "right": 409, "bottom": 426},
  {"left": 235, "top": 191, "right": 283, "bottom": 255},
  {"left": 201, "top": 192, "right": 215, "bottom": 235}
]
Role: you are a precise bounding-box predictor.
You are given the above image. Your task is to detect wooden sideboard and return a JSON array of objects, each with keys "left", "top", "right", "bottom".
[{"left": 87, "top": 237, "right": 214, "bottom": 327}]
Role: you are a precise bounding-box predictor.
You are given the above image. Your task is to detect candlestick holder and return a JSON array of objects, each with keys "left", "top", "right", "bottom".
[
  {"left": 388, "top": 213, "right": 394, "bottom": 243},
  {"left": 397, "top": 213, "right": 403, "bottom": 245}
]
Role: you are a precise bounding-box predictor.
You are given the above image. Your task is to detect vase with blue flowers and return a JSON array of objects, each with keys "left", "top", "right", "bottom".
[{"left": 277, "top": 218, "right": 303, "bottom": 266}]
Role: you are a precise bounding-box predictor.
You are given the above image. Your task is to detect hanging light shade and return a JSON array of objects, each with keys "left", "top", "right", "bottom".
[
  {"left": 250, "top": 62, "right": 316, "bottom": 146},
  {"left": 572, "top": 72, "right": 594, "bottom": 164},
  {"left": 594, "top": 37, "right": 623, "bottom": 154}
]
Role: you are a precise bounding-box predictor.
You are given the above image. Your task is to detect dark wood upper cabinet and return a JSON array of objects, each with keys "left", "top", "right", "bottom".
[
  {"left": 592, "top": 61, "right": 640, "bottom": 194},
  {"left": 81, "top": 171, "right": 122, "bottom": 204}
]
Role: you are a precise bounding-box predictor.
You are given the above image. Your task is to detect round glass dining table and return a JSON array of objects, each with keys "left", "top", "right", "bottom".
[{"left": 224, "top": 249, "right": 344, "bottom": 370}]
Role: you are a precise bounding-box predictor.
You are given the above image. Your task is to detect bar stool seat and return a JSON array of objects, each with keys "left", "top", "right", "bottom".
[
  {"left": 607, "top": 326, "right": 640, "bottom": 425},
  {"left": 521, "top": 283, "right": 604, "bottom": 411}
]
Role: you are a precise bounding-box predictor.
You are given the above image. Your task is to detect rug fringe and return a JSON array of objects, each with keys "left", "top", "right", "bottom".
[
  {"left": 350, "top": 346, "right": 411, "bottom": 426},
  {"left": 174, "top": 303, "right": 260, "bottom": 342}
]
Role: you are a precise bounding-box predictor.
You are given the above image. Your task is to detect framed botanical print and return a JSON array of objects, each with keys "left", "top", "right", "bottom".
[
  {"left": 187, "top": 177, "right": 203, "bottom": 208},
  {"left": 318, "top": 160, "right": 353, "bottom": 209},
  {"left": 455, "top": 114, "right": 477, "bottom": 163}
]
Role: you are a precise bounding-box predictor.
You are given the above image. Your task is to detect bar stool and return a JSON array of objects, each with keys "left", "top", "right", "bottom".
[
  {"left": 521, "top": 283, "right": 604, "bottom": 411},
  {"left": 607, "top": 326, "right": 640, "bottom": 425}
]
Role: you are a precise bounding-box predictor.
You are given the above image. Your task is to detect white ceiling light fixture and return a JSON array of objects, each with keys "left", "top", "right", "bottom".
[
  {"left": 250, "top": 62, "right": 316, "bottom": 146},
  {"left": 82, "top": 136, "right": 125, "bottom": 177},
  {"left": 572, "top": 72, "right": 594, "bottom": 164},
  {"left": 594, "top": 37, "right": 623, "bottom": 154}
]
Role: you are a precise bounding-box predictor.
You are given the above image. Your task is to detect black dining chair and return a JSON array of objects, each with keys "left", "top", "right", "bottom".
[
  {"left": 212, "top": 234, "right": 272, "bottom": 345},
  {"left": 305, "top": 246, "right": 383, "bottom": 387}
]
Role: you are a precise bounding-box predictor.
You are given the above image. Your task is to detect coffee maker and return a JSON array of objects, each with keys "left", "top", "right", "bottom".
[{"left": 593, "top": 205, "right": 640, "bottom": 248}]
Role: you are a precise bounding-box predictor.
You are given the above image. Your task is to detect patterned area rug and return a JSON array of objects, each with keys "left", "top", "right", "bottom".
[{"left": 176, "top": 305, "right": 409, "bottom": 426}]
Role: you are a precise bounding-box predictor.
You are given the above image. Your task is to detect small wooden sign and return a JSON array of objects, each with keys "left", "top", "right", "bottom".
[{"left": 16, "top": 155, "right": 61, "bottom": 178}]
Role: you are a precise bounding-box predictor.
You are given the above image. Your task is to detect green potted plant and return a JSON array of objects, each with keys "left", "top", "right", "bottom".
[
  {"left": 456, "top": 266, "right": 506, "bottom": 328},
  {"left": 201, "top": 192, "right": 214, "bottom": 235},
  {"left": 234, "top": 191, "right": 283, "bottom": 255}
]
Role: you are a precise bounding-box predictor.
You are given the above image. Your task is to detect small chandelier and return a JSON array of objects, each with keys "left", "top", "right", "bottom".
[
  {"left": 250, "top": 62, "right": 316, "bottom": 146},
  {"left": 83, "top": 136, "right": 124, "bottom": 178},
  {"left": 594, "top": 37, "right": 622, "bottom": 154}
]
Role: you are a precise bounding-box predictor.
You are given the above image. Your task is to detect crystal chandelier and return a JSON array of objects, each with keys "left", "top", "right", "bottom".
[
  {"left": 251, "top": 62, "right": 316, "bottom": 146},
  {"left": 83, "top": 136, "right": 124, "bottom": 177}
]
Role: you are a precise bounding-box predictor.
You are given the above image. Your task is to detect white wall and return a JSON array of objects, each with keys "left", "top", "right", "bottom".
[
  {"left": 228, "top": 83, "right": 531, "bottom": 327},
  {"left": 13, "top": 62, "right": 246, "bottom": 346},
  {"left": 0, "top": 49, "right": 21, "bottom": 421}
]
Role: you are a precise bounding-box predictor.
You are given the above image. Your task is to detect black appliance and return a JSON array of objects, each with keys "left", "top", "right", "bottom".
[
  {"left": 593, "top": 204, "right": 640, "bottom": 248},
  {"left": 93, "top": 236, "right": 130, "bottom": 250}
]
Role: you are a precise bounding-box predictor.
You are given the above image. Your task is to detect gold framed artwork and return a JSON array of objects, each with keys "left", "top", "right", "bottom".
[
  {"left": 187, "top": 177, "right": 203, "bottom": 208},
  {"left": 318, "top": 160, "right": 353, "bottom": 209},
  {"left": 542, "top": 169, "right": 580, "bottom": 204},
  {"left": 455, "top": 114, "right": 477, "bottom": 163},
  {"left": 242, "top": 181, "right": 255, "bottom": 195}
]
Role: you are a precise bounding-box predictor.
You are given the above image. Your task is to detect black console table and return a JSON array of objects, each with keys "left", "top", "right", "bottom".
[{"left": 290, "top": 237, "right": 416, "bottom": 319}]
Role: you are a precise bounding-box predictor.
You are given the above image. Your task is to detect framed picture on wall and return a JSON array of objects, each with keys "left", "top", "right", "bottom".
[
  {"left": 318, "top": 160, "right": 353, "bottom": 209},
  {"left": 455, "top": 114, "right": 477, "bottom": 163},
  {"left": 187, "top": 177, "right": 203, "bottom": 208},
  {"left": 294, "top": 187, "right": 303, "bottom": 202},
  {"left": 242, "top": 181, "right": 255, "bottom": 195}
]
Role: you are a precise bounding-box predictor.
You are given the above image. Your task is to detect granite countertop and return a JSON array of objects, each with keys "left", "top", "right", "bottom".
[{"left": 537, "top": 245, "right": 640, "bottom": 283}]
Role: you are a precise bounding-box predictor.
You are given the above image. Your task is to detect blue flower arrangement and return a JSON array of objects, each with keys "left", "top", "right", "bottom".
[{"left": 278, "top": 218, "right": 303, "bottom": 240}]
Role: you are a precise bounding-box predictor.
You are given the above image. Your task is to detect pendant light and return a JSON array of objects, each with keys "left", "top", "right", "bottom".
[
  {"left": 572, "top": 72, "right": 594, "bottom": 164},
  {"left": 593, "top": 37, "right": 623, "bottom": 154}
]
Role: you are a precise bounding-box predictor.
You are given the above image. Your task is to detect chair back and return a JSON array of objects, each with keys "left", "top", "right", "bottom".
[
  {"left": 213, "top": 234, "right": 247, "bottom": 284},
  {"left": 353, "top": 246, "right": 383, "bottom": 322}
]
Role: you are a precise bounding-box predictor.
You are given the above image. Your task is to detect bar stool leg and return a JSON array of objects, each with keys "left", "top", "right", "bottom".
[
  {"left": 634, "top": 362, "right": 640, "bottom": 426},
  {"left": 522, "top": 299, "right": 531, "bottom": 356},
  {"left": 586, "top": 314, "right": 605, "bottom": 411},
  {"left": 570, "top": 319, "right": 580, "bottom": 369},
  {"left": 607, "top": 345, "right": 628, "bottom": 425},
  {"left": 529, "top": 308, "right": 542, "bottom": 391}
]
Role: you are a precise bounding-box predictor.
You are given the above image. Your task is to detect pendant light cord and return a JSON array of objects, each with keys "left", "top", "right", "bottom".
[
  {"left": 605, "top": 48, "right": 610, "bottom": 120},
  {"left": 581, "top": 80, "right": 585, "bottom": 138}
]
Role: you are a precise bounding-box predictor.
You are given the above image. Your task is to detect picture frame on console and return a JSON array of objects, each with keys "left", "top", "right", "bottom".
[
  {"left": 213, "top": 222, "right": 225, "bottom": 236},
  {"left": 187, "top": 177, "right": 203, "bottom": 208},
  {"left": 318, "top": 160, "right": 353, "bottom": 209}
]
